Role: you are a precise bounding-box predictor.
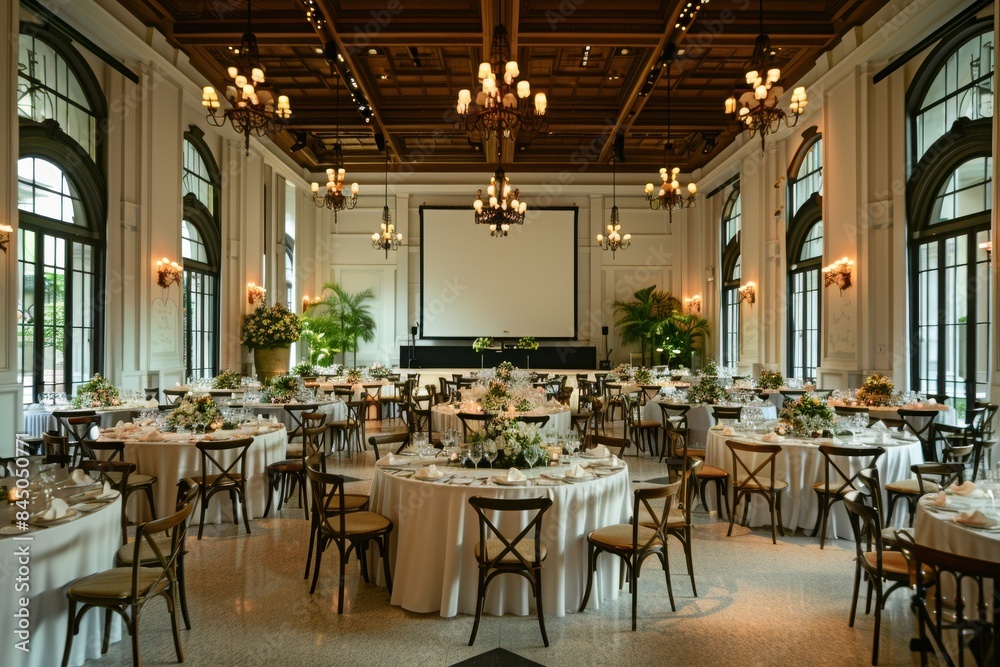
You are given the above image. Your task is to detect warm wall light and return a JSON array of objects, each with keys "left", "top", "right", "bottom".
[
  {"left": 683, "top": 294, "right": 702, "bottom": 314},
  {"left": 739, "top": 281, "right": 756, "bottom": 306},
  {"left": 302, "top": 294, "right": 321, "bottom": 311},
  {"left": 822, "top": 257, "right": 854, "bottom": 291},
  {"left": 155, "top": 257, "right": 182, "bottom": 288},
  {"left": 247, "top": 282, "right": 266, "bottom": 307},
  {"left": 0, "top": 223, "right": 12, "bottom": 253},
  {"left": 979, "top": 240, "right": 992, "bottom": 262}
]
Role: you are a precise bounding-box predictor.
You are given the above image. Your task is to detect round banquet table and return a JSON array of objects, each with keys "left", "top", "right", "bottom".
[
  {"left": 116, "top": 425, "right": 287, "bottom": 523},
  {"left": 368, "top": 460, "right": 631, "bottom": 617},
  {"left": 20, "top": 407, "right": 146, "bottom": 438},
  {"left": 827, "top": 400, "right": 954, "bottom": 425},
  {"left": 233, "top": 399, "right": 346, "bottom": 431},
  {"left": 705, "top": 429, "right": 924, "bottom": 537},
  {"left": 643, "top": 400, "right": 777, "bottom": 450},
  {"left": 1, "top": 497, "right": 124, "bottom": 667},
  {"left": 431, "top": 404, "right": 571, "bottom": 436}
]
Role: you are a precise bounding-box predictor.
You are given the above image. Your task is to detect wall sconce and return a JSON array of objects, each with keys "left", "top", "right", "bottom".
[
  {"left": 155, "top": 257, "right": 182, "bottom": 288},
  {"left": 738, "top": 281, "right": 757, "bottom": 306},
  {"left": 0, "top": 223, "right": 13, "bottom": 253},
  {"left": 247, "top": 282, "right": 266, "bottom": 307},
  {"left": 683, "top": 294, "right": 702, "bottom": 314},
  {"left": 302, "top": 295, "right": 322, "bottom": 312},
  {"left": 979, "top": 241, "right": 992, "bottom": 262},
  {"left": 822, "top": 257, "right": 854, "bottom": 291}
]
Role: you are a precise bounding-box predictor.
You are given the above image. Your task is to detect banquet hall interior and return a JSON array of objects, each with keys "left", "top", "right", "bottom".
[{"left": 1, "top": 0, "right": 998, "bottom": 665}]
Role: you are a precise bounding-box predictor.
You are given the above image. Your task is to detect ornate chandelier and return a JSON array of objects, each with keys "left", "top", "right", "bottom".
[
  {"left": 597, "top": 154, "right": 630, "bottom": 258},
  {"left": 473, "top": 164, "right": 525, "bottom": 238},
  {"left": 724, "top": 0, "right": 807, "bottom": 152},
  {"left": 645, "top": 52, "right": 696, "bottom": 222},
  {"left": 372, "top": 152, "right": 402, "bottom": 257},
  {"left": 453, "top": 2, "right": 547, "bottom": 143},
  {"left": 201, "top": 0, "right": 291, "bottom": 155},
  {"left": 311, "top": 64, "right": 358, "bottom": 223}
]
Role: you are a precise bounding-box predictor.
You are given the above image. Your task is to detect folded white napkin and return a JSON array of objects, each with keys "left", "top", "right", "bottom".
[
  {"left": 547, "top": 398, "right": 562, "bottom": 407},
  {"left": 137, "top": 427, "right": 160, "bottom": 441},
  {"left": 721, "top": 426, "right": 734, "bottom": 436},
  {"left": 378, "top": 453, "right": 407, "bottom": 466},
  {"left": 950, "top": 481, "right": 978, "bottom": 496},
  {"left": 101, "top": 481, "right": 113, "bottom": 497},
  {"left": 42, "top": 497, "right": 69, "bottom": 520},
  {"left": 415, "top": 464, "right": 444, "bottom": 480},
  {"left": 932, "top": 491, "right": 948, "bottom": 507},
  {"left": 586, "top": 444, "right": 610, "bottom": 458},
  {"left": 760, "top": 432, "right": 783, "bottom": 443},
  {"left": 955, "top": 510, "right": 998, "bottom": 528},
  {"left": 870, "top": 421, "right": 888, "bottom": 431},
  {"left": 608, "top": 454, "right": 623, "bottom": 468},
  {"left": 505, "top": 468, "right": 527, "bottom": 483},
  {"left": 69, "top": 468, "right": 92, "bottom": 485},
  {"left": 565, "top": 463, "right": 590, "bottom": 478}
]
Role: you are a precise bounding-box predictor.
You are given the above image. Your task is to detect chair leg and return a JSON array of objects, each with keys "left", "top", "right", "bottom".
[
  {"left": 727, "top": 492, "right": 740, "bottom": 537},
  {"left": 169, "top": 586, "right": 185, "bottom": 662},
  {"left": 197, "top": 489, "right": 208, "bottom": 540},
  {"left": 239, "top": 485, "right": 252, "bottom": 534},
  {"left": 872, "top": 585, "right": 884, "bottom": 664},
  {"left": 130, "top": 605, "right": 142, "bottom": 666},
  {"left": 102, "top": 607, "right": 112, "bottom": 653},
  {"left": 776, "top": 493, "right": 786, "bottom": 537},
  {"left": 662, "top": 550, "right": 676, "bottom": 612},
  {"left": 469, "top": 567, "right": 487, "bottom": 646},
  {"left": 310, "top": 536, "right": 325, "bottom": 594},
  {"left": 61, "top": 600, "right": 78, "bottom": 667},
  {"left": 534, "top": 569, "right": 549, "bottom": 647},
  {"left": 178, "top": 552, "right": 191, "bottom": 630},
  {"left": 304, "top": 522, "right": 317, "bottom": 580},
  {"left": 631, "top": 557, "right": 639, "bottom": 631},
  {"left": 338, "top": 545, "right": 347, "bottom": 614},
  {"left": 848, "top": 562, "right": 861, "bottom": 627},
  {"left": 379, "top": 535, "right": 393, "bottom": 594},
  {"left": 229, "top": 488, "right": 239, "bottom": 526},
  {"left": 681, "top": 531, "right": 697, "bottom": 597},
  {"left": 262, "top": 471, "right": 276, "bottom": 518},
  {"left": 579, "top": 544, "right": 597, "bottom": 611},
  {"left": 143, "top": 484, "right": 157, "bottom": 519}
]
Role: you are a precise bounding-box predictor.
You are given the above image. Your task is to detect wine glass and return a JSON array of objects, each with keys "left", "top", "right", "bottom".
[
  {"left": 523, "top": 445, "right": 540, "bottom": 470},
  {"left": 484, "top": 440, "right": 498, "bottom": 469},
  {"left": 469, "top": 442, "right": 483, "bottom": 470}
]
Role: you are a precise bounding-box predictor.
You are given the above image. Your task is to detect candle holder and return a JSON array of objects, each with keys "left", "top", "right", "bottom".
[
  {"left": 247, "top": 282, "right": 266, "bottom": 307},
  {"left": 155, "top": 257, "right": 183, "bottom": 288}
]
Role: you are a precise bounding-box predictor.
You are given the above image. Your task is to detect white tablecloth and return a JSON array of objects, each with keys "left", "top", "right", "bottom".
[
  {"left": 705, "top": 430, "right": 924, "bottom": 537},
  {"left": 643, "top": 401, "right": 777, "bottom": 450},
  {"left": 1, "top": 498, "right": 124, "bottom": 667},
  {"left": 369, "top": 463, "right": 631, "bottom": 617},
  {"left": 119, "top": 427, "right": 287, "bottom": 523},
  {"left": 20, "top": 408, "right": 142, "bottom": 437},
  {"left": 431, "top": 405, "right": 571, "bottom": 437}
]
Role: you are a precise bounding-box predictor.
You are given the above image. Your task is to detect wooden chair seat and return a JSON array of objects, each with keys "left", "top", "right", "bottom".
[
  {"left": 589, "top": 523, "right": 661, "bottom": 550},
  {"left": 320, "top": 511, "right": 391, "bottom": 537},
  {"left": 267, "top": 459, "right": 303, "bottom": 473},
  {"left": 736, "top": 476, "right": 788, "bottom": 490},
  {"left": 884, "top": 478, "right": 940, "bottom": 493},
  {"left": 106, "top": 471, "right": 156, "bottom": 487}
]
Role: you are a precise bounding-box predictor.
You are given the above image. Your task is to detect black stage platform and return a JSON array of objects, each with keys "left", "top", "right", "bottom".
[{"left": 399, "top": 345, "right": 597, "bottom": 370}]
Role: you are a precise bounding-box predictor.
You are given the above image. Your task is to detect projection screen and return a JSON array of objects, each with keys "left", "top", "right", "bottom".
[{"left": 419, "top": 206, "right": 577, "bottom": 339}]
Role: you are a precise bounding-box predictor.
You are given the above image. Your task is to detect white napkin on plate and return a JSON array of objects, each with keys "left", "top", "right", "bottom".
[
  {"left": 69, "top": 468, "right": 92, "bottom": 485},
  {"left": 932, "top": 491, "right": 948, "bottom": 507},
  {"left": 101, "top": 481, "right": 113, "bottom": 497},
  {"left": 721, "top": 426, "right": 734, "bottom": 436},
  {"left": 760, "top": 432, "right": 783, "bottom": 443},
  {"left": 955, "top": 510, "right": 998, "bottom": 528},
  {"left": 41, "top": 497, "right": 69, "bottom": 520},
  {"left": 608, "top": 454, "right": 623, "bottom": 468},
  {"left": 870, "top": 421, "right": 888, "bottom": 431},
  {"left": 565, "top": 463, "right": 590, "bottom": 478},
  {"left": 586, "top": 444, "right": 610, "bottom": 458},
  {"left": 415, "top": 464, "right": 444, "bottom": 480},
  {"left": 950, "top": 481, "right": 984, "bottom": 497},
  {"left": 505, "top": 468, "right": 527, "bottom": 483}
]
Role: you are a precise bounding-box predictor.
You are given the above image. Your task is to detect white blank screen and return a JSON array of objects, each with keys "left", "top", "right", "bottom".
[{"left": 420, "top": 207, "right": 577, "bottom": 339}]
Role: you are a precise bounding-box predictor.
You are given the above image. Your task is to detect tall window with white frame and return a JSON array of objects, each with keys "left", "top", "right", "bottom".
[
  {"left": 907, "top": 23, "right": 993, "bottom": 423},
  {"left": 181, "top": 129, "right": 221, "bottom": 380},
  {"left": 720, "top": 187, "right": 741, "bottom": 368},
  {"left": 16, "top": 26, "right": 106, "bottom": 404},
  {"left": 786, "top": 133, "right": 823, "bottom": 381}
]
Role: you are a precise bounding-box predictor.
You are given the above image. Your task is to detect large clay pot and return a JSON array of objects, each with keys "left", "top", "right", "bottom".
[{"left": 254, "top": 346, "right": 290, "bottom": 384}]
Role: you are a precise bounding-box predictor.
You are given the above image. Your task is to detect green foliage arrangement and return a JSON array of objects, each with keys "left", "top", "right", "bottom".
[
  {"left": 778, "top": 395, "right": 835, "bottom": 437},
  {"left": 213, "top": 369, "right": 243, "bottom": 390},
  {"left": 265, "top": 374, "right": 299, "bottom": 404},
  {"left": 473, "top": 337, "right": 495, "bottom": 353},
  {"left": 757, "top": 369, "right": 784, "bottom": 390},
  {"left": 471, "top": 416, "right": 546, "bottom": 469},
  {"left": 612, "top": 286, "right": 681, "bottom": 367},
  {"left": 72, "top": 374, "right": 121, "bottom": 408},
  {"left": 516, "top": 336, "right": 539, "bottom": 350},
  {"left": 166, "top": 394, "right": 219, "bottom": 430},
  {"left": 856, "top": 373, "right": 894, "bottom": 407},
  {"left": 241, "top": 303, "right": 302, "bottom": 350},
  {"left": 291, "top": 363, "right": 317, "bottom": 377},
  {"left": 302, "top": 282, "right": 377, "bottom": 369}
]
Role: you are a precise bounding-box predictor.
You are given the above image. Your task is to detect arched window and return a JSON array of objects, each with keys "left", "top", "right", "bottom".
[
  {"left": 907, "top": 22, "right": 993, "bottom": 421},
  {"left": 181, "top": 128, "right": 221, "bottom": 379},
  {"left": 17, "top": 25, "right": 105, "bottom": 404},
  {"left": 720, "top": 186, "right": 741, "bottom": 367},
  {"left": 786, "top": 132, "right": 823, "bottom": 380}
]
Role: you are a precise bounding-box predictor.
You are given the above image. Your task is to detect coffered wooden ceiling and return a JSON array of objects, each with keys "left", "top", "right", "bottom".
[{"left": 113, "top": 0, "right": 893, "bottom": 173}]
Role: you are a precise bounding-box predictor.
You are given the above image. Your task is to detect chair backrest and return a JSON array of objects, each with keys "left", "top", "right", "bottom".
[
  {"left": 343, "top": 400, "right": 365, "bottom": 424},
  {"left": 855, "top": 467, "right": 884, "bottom": 518},
  {"left": 52, "top": 410, "right": 97, "bottom": 440},
  {"left": 712, "top": 406, "right": 743, "bottom": 424},
  {"left": 196, "top": 437, "right": 253, "bottom": 487},
  {"left": 726, "top": 440, "right": 782, "bottom": 490},
  {"left": 306, "top": 464, "right": 354, "bottom": 535},
  {"left": 175, "top": 477, "right": 200, "bottom": 511},
  {"left": 468, "top": 495, "right": 553, "bottom": 569},
  {"left": 458, "top": 412, "right": 492, "bottom": 442},
  {"left": 514, "top": 414, "right": 550, "bottom": 427},
  {"left": 284, "top": 403, "right": 320, "bottom": 436},
  {"left": 78, "top": 459, "right": 134, "bottom": 491},
  {"left": 163, "top": 388, "right": 187, "bottom": 405},
  {"left": 129, "top": 502, "right": 195, "bottom": 598},
  {"left": 42, "top": 431, "right": 70, "bottom": 457},
  {"left": 818, "top": 444, "right": 885, "bottom": 497},
  {"left": 906, "top": 540, "right": 999, "bottom": 666},
  {"left": 630, "top": 481, "right": 682, "bottom": 551},
  {"left": 594, "top": 373, "right": 608, "bottom": 394},
  {"left": 144, "top": 387, "right": 160, "bottom": 402},
  {"left": 586, "top": 434, "right": 629, "bottom": 457},
  {"left": 301, "top": 417, "right": 327, "bottom": 461},
  {"left": 976, "top": 402, "right": 998, "bottom": 442},
  {"left": 657, "top": 403, "right": 691, "bottom": 431},
  {"left": 333, "top": 386, "right": 354, "bottom": 400},
  {"left": 843, "top": 490, "right": 887, "bottom": 567},
  {"left": 897, "top": 409, "right": 940, "bottom": 460},
  {"left": 82, "top": 438, "right": 125, "bottom": 462},
  {"left": 361, "top": 384, "right": 383, "bottom": 400},
  {"left": 368, "top": 431, "right": 410, "bottom": 458},
  {"left": 912, "top": 462, "right": 965, "bottom": 493}
]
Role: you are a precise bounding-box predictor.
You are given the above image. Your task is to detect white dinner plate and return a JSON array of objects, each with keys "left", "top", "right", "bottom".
[{"left": 29, "top": 509, "right": 80, "bottom": 525}]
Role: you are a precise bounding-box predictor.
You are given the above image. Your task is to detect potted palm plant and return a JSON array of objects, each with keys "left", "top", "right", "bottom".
[
  {"left": 611, "top": 286, "right": 680, "bottom": 367},
  {"left": 658, "top": 313, "right": 710, "bottom": 370},
  {"left": 303, "top": 282, "right": 378, "bottom": 369}
]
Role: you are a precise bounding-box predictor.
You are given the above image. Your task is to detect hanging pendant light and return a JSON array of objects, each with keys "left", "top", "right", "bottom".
[
  {"left": 597, "top": 153, "right": 631, "bottom": 258},
  {"left": 371, "top": 151, "right": 402, "bottom": 257}
]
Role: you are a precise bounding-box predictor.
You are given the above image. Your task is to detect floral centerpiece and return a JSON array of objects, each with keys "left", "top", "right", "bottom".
[
  {"left": 213, "top": 369, "right": 242, "bottom": 390},
  {"left": 685, "top": 363, "right": 726, "bottom": 404},
  {"left": 778, "top": 395, "right": 835, "bottom": 437},
  {"left": 495, "top": 361, "right": 516, "bottom": 384},
  {"left": 471, "top": 416, "right": 545, "bottom": 468},
  {"left": 516, "top": 336, "right": 539, "bottom": 350},
  {"left": 480, "top": 378, "right": 513, "bottom": 413},
  {"left": 757, "top": 369, "right": 784, "bottom": 390},
  {"left": 264, "top": 374, "right": 299, "bottom": 404},
  {"left": 613, "top": 363, "right": 635, "bottom": 380},
  {"left": 166, "top": 394, "right": 219, "bottom": 431},
  {"left": 633, "top": 366, "right": 654, "bottom": 385},
  {"left": 473, "top": 337, "right": 495, "bottom": 353},
  {"left": 72, "top": 373, "right": 121, "bottom": 408},
  {"left": 856, "top": 373, "right": 894, "bottom": 407},
  {"left": 369, "top": 362, "right": 392, "bottom": 379},
  {"left": 241, "top": 303, "right": 302, "bottom": 350},
  {"left": 292, "top": 362, "right": 317, "bottom": 377},
  {"left": 344, "top": 368, "right": 363, "bottom": 384}
]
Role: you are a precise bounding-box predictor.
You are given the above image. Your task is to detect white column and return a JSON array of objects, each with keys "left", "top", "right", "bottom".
[{"left": 0, "top": 1, "right": 20, "bottom": 451}]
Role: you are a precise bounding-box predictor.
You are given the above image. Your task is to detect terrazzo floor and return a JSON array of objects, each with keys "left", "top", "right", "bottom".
[{"left": 82, "top": 421, "right": 930, "bottom": 667}]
